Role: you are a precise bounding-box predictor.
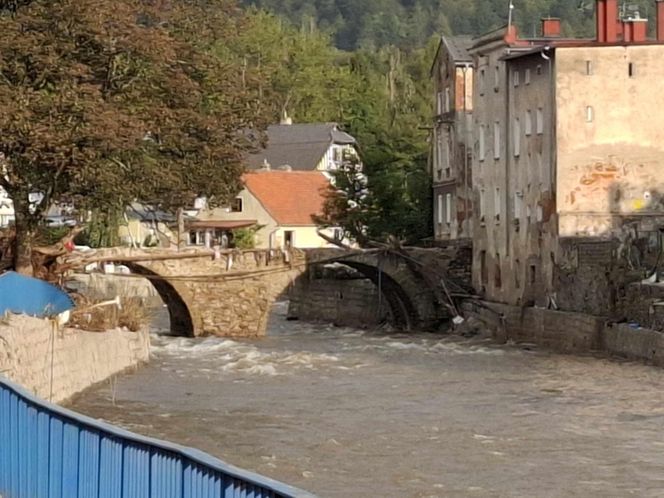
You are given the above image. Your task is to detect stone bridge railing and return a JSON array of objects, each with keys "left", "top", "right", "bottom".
[{"left": 64, "top": 245, "right": 470, "bottom": 337}]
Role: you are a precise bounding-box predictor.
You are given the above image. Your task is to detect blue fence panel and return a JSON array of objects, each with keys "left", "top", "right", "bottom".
[{"left": 0, "top": 376, "right": 315, "bottom": 498}]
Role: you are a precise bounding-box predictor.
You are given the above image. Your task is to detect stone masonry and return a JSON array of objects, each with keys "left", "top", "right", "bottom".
[
  {"left": 0, "top": 315, "right": 149, "bottom": 404},
  {"left": 65, "top": 246, "right": 467, "bottom": 337}
]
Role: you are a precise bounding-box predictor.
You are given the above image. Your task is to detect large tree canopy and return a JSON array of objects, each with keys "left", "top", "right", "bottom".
[{"left": 0, "top": 0, "right": 264, "bottom": 268}]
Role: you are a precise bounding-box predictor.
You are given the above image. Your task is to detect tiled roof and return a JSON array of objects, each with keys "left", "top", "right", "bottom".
[
  {"left": 443, "top": 36, "right": 473, "bottom": 63},
  {"left": 246, "top": 123, "right": 356, "bottom": 171},
  {"left": 243, "top": 171, "right": 330, "bottom": 226}
]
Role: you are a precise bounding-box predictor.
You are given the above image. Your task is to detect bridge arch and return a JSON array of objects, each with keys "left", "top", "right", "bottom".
[
  {"left": 304, "top": 249, "right": 450, "bottom": 331},
  {"left": 122, "top": 262, "right": 195, "bottom": 337}
]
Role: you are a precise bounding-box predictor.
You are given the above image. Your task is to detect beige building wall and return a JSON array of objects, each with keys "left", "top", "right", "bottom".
[
  {"left": 432, "top": 43, "right": 474, "bottom": 241},
  {"left": 501, "top": 52, "right": 559, "bottom": 306},
  {"left": 199, "top": 190, "right": 342, "bottom": 250},
  {"left": 199, "top": 189, "right": 278, "bottom": 248},
  {"left": 471, "top": 40, "right": 512, "bottom": 302},
  {"left": 556, "top": 45, "right": 664, "bottom": 238}
]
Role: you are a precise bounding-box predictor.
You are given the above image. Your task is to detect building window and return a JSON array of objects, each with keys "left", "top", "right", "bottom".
[
  {"left": 586, "top": 60, "right": 593, "bottom": 75},
  {"left": 536, "top": 107, "right": 544, "bottom": 135},
  {"left": 493, "top": 121, "right": 501, "bottom": 159},
  {"left": 514, "top": 192, "right": 523, "bottom": 219},
  {"left": 480, "top": 250, "right": 488, "bottom": 285},
  {"left": 437, "top": 194, "right": 444, "bottom": 224},
  {"left": 494, "top": 66, "right": 500, "bottom": 91},
  {"left": 445, "top": 193, "right": 452, "bottom": 224},
  {"left": 513, "top": 118, "right": 521, "bottom": 157},
  {"left": 479, "top": 124, "right": 486, "bottom": 161},
  {"left": 525, "top": 68, "right": 531, "bottom": 85},
  {"left": 629, "top": 62, "right": 635, "bottom": 78},
  {"left": 513, "top": 70, "right": 520, "bottom": 87},
  {"left": 494, "top": 254, "right": 502, "bottom": 289},
  {"left": 515, "top": 259, "right": 521, "bottom": 289},
  {"left": 536, "top": 64, "right": 542, "bottom": 75},
  {"left": 525, "top": 110, "right": 533, "bottom": 136},
  {"left": 586, "top": 106, "right": 594, "bottom": 123},
  {"left": 494, "top": 187, "right": 501, "bottom": 221},
  {"left": 529, "top": 265, "right": 537, "bottom": 284},
  {"left": 231, "top": 197, "right": 243, "bottom": 212},
  {"left": 479, "top": 188, "right": 486, "bottom": 222},
  {"left": 444, "top": 88, "right": 451, "bottom": 112},
  {"left": 480, "top": 68, "right": 486, "bottom": 96},
  {"left": 284, "top": 230, "right": 295, "bottom": 248},
  {"left": 436, "top": 91, "right": 444, "bottom": 115}
]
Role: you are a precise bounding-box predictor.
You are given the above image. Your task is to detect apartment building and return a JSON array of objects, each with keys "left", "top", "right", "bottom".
[
  {"left": 431, "top": 36, "right": 474, "bottom": 241},
  {"left": 462, "top": 0, "right": 664, "bottom": 308}
]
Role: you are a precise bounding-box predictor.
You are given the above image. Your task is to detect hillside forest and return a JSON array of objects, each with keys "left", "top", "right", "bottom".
[{"left": 236, "top": 1, "right": 651, "bottom": 244}]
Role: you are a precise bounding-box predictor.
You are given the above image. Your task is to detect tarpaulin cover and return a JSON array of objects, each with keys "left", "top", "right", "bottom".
[{"left": 0, "top": 271, "right": 74, "bottom": 318}]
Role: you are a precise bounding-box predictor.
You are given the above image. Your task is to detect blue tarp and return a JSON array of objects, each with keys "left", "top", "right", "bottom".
[{"left": 0, "top": 272, "right": 74, "bottom": 318}]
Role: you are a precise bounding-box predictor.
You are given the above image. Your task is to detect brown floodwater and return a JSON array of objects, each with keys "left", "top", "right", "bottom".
[{"left": 69, "top": 303, "right": 664, "bottom": 497}]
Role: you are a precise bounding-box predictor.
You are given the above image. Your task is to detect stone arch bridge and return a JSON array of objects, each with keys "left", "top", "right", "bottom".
[{"left": 63, "top": 245, "right": 471, "bottom": 337}]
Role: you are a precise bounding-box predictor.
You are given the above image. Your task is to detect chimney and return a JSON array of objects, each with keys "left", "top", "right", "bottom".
[
  {"left": 605, "top": 0, "right": 619, "bottom": 42},
  {"left": 597, "top": 0, "right": 606, "bottom": 42},
  {"left": 596, "top": 0, "right": 619, "bottom": 42},
  {"left": 628, "top": 19, "right": 648, "bottom": 42},
  {"left": 504, "top": 24, "right": 519, "bottom": 44},
  {"left": 623, "top": 20, "right": 634, "bottom": 42},
  {"left": 541, "top": 18, "right": 562, "bottom": 38},
  {"left": 658, "top": 0, "right": 664, "bottom": 42}
]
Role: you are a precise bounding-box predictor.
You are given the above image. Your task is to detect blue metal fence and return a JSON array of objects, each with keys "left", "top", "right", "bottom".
[{"left": 0, "top": 376, "right": 315, "bottom": 498}]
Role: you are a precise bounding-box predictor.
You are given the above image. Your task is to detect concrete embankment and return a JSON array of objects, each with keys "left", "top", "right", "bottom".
[
  {"left": 466, "top": 301, "right": 664, "bottom": 366},
  {"left": 0, "top": 315, "right": 149, "bottom": 403}
]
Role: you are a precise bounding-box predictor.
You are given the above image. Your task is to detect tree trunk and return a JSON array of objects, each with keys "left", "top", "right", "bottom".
[{"left": 11, "top": 196, "right": 36, "bottom": 276}]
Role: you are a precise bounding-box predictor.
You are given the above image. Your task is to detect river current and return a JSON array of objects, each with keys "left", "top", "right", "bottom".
[{"left": 70, "top": 303, "right": 664, "bottom": 497}]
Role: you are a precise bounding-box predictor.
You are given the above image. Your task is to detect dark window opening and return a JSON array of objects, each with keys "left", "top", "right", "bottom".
[
  {"left": 529, "top": 265, "right": 537, "bottom": 284},
  {"left": 284, "top": 230, "right": 294, "bottom": 248},
  {"left": 480, "top": 250, "right": 488, "bottom": 285},
  {"left": 515, "top": 259, "right": 521, "bottom": 289},
  {"left": 231, "top": 197, "right": 243, "bottom": 212},
  {"left": 628, "top": 62, "right": 635, "bottom": 78},
  {"left": 494, "top": 254, "right": 502, "bottom": 289}
]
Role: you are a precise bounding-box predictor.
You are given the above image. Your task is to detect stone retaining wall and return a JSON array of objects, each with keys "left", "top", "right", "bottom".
[
  {"left": 466, "top": 301, "right": 664, "bottom": 366},
  {"left": 288, "top": 276, "right": 388, "bottom": 327},
  {"left": 0, "top": 315, "right": 149, "bottom": 404}
]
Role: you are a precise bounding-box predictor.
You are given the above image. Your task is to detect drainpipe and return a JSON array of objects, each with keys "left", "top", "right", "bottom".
[
  {"left": 541, "top": 47, "right": 555, "bottom": 196},
  {"left": 462, "top": 63, "right": 471, "bottom": 238},
  {"left": 504, "top": 57, "right": 511, "bottom": 259}
]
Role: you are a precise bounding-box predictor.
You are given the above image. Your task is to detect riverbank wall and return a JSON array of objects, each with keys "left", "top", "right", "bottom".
[
  {"left": 0, "top": 315, "right": 149, "bottom": 404},
  {"left": 465, "top": 301, "right": 664, "bottom": 366},
  {"left": 288, "top": 263, "right": 389, "bottom": 327}
]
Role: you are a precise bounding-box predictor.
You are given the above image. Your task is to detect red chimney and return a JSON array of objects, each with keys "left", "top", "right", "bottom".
[
  {"left": 541, "top": 18, "right": 562, "bottom": 37},
  {"left": 657, "top": 0, "right": 664, "bottom": 42},
  {"left": 605, "top": 0, "right": 619, "bottom": 42},
  {"left": 596, "top": 0, "right": 620, "bottom": 42},
  {"left": 623, "top": 20, "right": 634, "bottom": 42},
  {"left": 632, "top": 19, "right": 648, "bottom": 42},
  {"left": 597, "top": 0, "right": 607, "bottom": 41}
]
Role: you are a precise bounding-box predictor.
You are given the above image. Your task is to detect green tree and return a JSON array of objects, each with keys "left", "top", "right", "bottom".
[{"left": 0, "top": 0, "right": 264, "bottom": 273}]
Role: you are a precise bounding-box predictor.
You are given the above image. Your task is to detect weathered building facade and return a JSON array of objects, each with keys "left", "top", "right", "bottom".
[
  {"left": 431, "top": 36, "right": 474, "bottom": 241},
  {"left": 463, "top": 0, "right": 664, "bottom": 312}
]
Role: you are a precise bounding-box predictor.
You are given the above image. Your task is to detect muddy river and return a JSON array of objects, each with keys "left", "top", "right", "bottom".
[{"left": 70, "top": 304, "right": 664, "bottom": 497}]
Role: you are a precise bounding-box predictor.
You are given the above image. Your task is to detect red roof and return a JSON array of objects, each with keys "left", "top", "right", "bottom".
[{"left": 242, "top": 171, "right": 330, "bottom": 226}]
